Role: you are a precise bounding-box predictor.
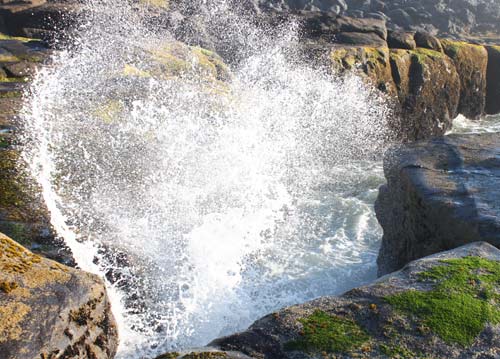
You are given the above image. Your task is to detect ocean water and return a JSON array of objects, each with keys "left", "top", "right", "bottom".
[
  {"left": 19, "top": 1, "right": 476, "bottom": 358},
  {"left": 450, "top": 114, "right": 500, "bottom": 134}
]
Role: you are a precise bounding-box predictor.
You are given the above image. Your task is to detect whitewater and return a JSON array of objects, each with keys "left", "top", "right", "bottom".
[{"left": 21, "top": 1, "right": 394, "bottom": 357}]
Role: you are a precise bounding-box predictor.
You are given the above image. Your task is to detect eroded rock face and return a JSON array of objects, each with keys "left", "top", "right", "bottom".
[
  {"left": 442, "top": 40, "right": 489, "bottom": 120},
  {"left": 159, "top": 242, "right": 500, "bottom": 359},
  {"left": 0, "top": 232, "right": 118, "bottom": 359},
  {"left": 389, "top": 48, "right": 460, "bottom": 140},
  {"left": 376, "top": 133, "right": 500, "bottom": 276}
]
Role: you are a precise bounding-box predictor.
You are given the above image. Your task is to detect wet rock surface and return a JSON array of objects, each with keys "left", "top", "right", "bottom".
[
  {"left": 0, "top": 35, "right": 74, "bottom": 265},
  {"left": 0, "top": 232, "right": 118, "bottom": 359},
  {"left": 376, "top": 133, "right": 500, "bottom": 276},
  {"left": 158, "top": 242, "right": 500, "bottom": 359}
]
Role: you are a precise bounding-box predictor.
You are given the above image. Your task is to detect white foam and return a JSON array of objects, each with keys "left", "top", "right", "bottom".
[{"left": 21, "top": 1, "right": 392, "bottom": 357}]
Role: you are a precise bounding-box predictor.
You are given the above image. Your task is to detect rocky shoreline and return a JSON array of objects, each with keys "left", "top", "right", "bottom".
[{"left": 0, "top": 1, "right": 499, "bottom": 359}]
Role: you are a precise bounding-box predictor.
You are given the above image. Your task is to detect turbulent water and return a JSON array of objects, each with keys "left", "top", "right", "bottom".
[
  {"left": 450, "top": 114, "right": 500, "bottom": 134},
  {"left": 22, "top": 1, "right": 393, "bottom": 357}
]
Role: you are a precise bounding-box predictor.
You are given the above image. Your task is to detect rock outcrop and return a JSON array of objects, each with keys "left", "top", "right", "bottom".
[
  {"left": 376, "top": 133, "right": 500, "bottom": 276},
  {"left": 441, "top": 40, "right": 489, "bottom": 120},
  {"left": 0, "top": 34, "right": 74, "bottom": 265},
  {"left": 158, "top": 242, "right": 500, "bottom": 359},
  {"left": 254, "top": 0, "right": 500, "bottom": 41},
  {"left": 0, "top": 232, "right": 118, "bottom": 359},
  {"left": 388, "top": 47, "right": 460, "bottom": 140},
  {"left": 316, "top": 23, "right": 499, "bottom": 140}
]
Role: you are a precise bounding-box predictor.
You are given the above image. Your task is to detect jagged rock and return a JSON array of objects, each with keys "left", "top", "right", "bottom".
[
  {"left": 195, "top": 242, "right": 500, "bottom": 359},
  {"left": 387, "top": 30, "right": 416, "bottom": 50},
  {"left": 486, "top": 46, "right": 500, "bottom": 115},
  {"left": 413, "top": 31, "right": 443, "bottom": 53},
  {"left": 441, "top": 39, "right": 488, "bottom": 120},
  {"left": 0, "top": 232, "right": 118, "bottom": 359},
  {"left": 389, "top": 48, "right": 460, "bottom": 140},
  {"left": 376, "top": 133, "right": 500, "bottom": 276}
]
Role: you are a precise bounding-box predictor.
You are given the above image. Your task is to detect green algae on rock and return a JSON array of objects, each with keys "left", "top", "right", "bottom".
[
  {"left": 386, "top": 257, "right": 500, "bottom": 346},
  {"left": 285, "top": 310, "right": 369, "bottom": 354},
  {"left": 209, "top": 242, "right": 500, "bottom": 359}
]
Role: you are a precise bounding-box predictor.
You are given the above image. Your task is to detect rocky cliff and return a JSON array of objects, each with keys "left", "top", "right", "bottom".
[{"left": 376, "top": 133, "right": 500, "bottom": 276}]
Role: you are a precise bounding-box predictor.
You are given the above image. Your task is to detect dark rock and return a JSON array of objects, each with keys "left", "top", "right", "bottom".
[
  {"left": 387, "top": 8, "right": 412, "bottom": 27},
  {"left": 486, "top": 46, "right": 500, "bottom": 115},
  {"left": 334, "top": 31, "right": 386, "bottom": 46},
  {"left": 331, "top": 15, "right": 387, "bottom": 40},
  {"left": 207, "top": 242, "right": 500, "bottom": 359},
  {"left": 0, "top": 232, "right": 118, "bottom": 359},
  {"left": 387, "top": 30, "right": 416, "bottom": 50},
  {"left": 297, "top": 13, "right": 387, "bottom": 44},
  {"left": 376, "top": 133, "right": 500, "bottom": 276},
  {"left": 0, "top": 2, "right": 80, "bottom": 43},
  {"left": 414, "top": 31, "right": 444, "bottom": 52},
  {"left": 442, "top": 39, "right": 488, "bottom": 120},
  {"left": 257, "top": 0, "right": 348, "bottom": 13}
]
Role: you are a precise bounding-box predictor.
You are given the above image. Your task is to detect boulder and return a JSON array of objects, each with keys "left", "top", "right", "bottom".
[
  {"left": 179, "top": 242, "right": 500, "bottom": 359},
  {"left": 296, "top": 13, "right": 388, "bottom": 45},
  {"left": 486, "top": 46, "right": 500, "bottom": 115},
  {"left": 441, "top": 39, "right": 488, "bottom": 120},
  {"left": 414, "top": 31, "right": 444, "bottom": 52},
  {"left": 0, "top": 232, "right": 118, "bottom": 358},
  {"left": 376, "top": 133, "right": 500, "bottom": 276},
  {"left": 389, "top": 48, "right": 460, "bottom": 140},
  {"left": 387, "top": 30, "right": 416, "bottom": 50}
]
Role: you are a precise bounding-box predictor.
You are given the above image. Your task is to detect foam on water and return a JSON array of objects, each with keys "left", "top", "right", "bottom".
[
  {"left": 22, "top": 1, "right": 392, "bottom": 357},
  {"left": 450, "top": 114, "right": 500, "bottom": 134}
]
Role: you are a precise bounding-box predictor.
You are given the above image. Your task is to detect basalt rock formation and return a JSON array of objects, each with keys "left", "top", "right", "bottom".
[
  {"left": 157, "top": 242, "right": 500, "bottom": 359},
  {"left": 321, "top": 25, "right": 498, "bottom": 140},
  {"left": 0, "top": 232, "right": 118, "bottom": 359},
  {"left": 376, "top": 133, "right": 500, "bottom": 276}
]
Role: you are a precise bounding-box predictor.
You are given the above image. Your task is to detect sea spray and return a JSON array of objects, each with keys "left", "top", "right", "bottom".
[{"left": 22, "top": 0, "right": 392, "bottom": 357}]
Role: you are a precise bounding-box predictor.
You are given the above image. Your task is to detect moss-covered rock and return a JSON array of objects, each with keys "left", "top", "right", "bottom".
[
  {"left": 121, "top": 41, "right": 231, "bottom": 83},
  {"left": 441, "top": 39, "right": 488, "bottom": 120},
  {"left": 389, "top": 47, "right": 460, "bottom": 140},
  {"left": 0, "top": 34, "right": 74, "bottom": 265},
  {"left": 330, "top": 45, "right": 396, "bottom": 96},
  {"left": 0, "top": 232, "right": 118, "bottom": 358},
  {"left": 208, "top": 242, "right": 500, "bottom": 359}
]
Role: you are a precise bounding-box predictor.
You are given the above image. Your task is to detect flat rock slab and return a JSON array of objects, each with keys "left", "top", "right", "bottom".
[{"left": 376, "top": 133, "right": 500, "bottom": 275}]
